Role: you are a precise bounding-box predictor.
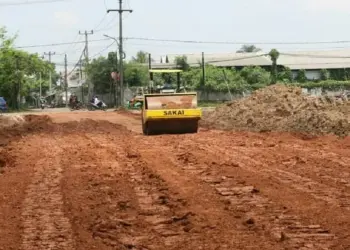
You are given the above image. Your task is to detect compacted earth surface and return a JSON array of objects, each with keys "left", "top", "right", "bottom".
[{"left": 0, "top": 106, "right": 349, "bottom": 249}]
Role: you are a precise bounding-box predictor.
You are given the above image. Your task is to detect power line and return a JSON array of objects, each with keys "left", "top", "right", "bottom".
[
  {"left": 125, "top": 37, "right": 350, "bottom": 45},
  {"left": 0, "top": 0, "right": 67, "bottom": 6},
  {"left": 12, "top": 37, "right": 350, "bottom": 50},
  {"left": 62, "top": 33, "right": 80, "bottom": 55},
  {"left": 67, "top": 48, "right": 85, "bottom": 76},
  {"left": 95, "top": 14, "right": 118, "bottom": 33},
  {"left": 90, "top": 41, "right": 116, "bottom": 59},
  {"left": 11, "top": 38, "right": 109, "bottom": 49},
  {"left": 93, "top": 13, "right": 108, "bottom": 30}
]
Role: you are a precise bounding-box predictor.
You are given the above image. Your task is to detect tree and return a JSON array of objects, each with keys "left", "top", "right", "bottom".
[
  {"left": 320, "top": 68, "right": 329, "bottom": 81},
  {"left": 86, "top": 57, "right": 113, "bottom": 94},
  {"left": 278, "top": 67, "right": 293, "bottom": 83},
  {"left": 268, "top": 49, "right": 280, "bottom": 84},
  {"left": 132, "top": 50, "right": 147, "bottom": 63},
  {"left": 240, "top": 66, "right": 270, "bottom": 86},
  {"left": 296, "top": 69, "right": 307, "bottom": 83},
  {"left": 0, "top": 26, "right": 52, "bottom": 109},
  {"left": 174, "top": 56, "right": 190, "bottom": 71},
  {"left": 237, "top": 45, "right": 261, "bottom": 53},
  {"left": 165, "top": 55, "right": 169, "bottom": 63},
  {"left": 86, "top": 52, "right": 149, "bottom": 94},
  {"left": 124, "top": 62, "right": 149, "bottom": 87}
]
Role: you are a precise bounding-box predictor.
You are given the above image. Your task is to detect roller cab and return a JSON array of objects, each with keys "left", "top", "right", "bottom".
[{"left": 142, "top": 92, "right": 201, "bottom": 135}]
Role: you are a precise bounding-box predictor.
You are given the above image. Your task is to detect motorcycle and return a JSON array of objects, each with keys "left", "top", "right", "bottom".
[
  {"left": 69, "top": 101, "right": 84, "bottom": 111},
  {"left": 87, "top": 101, "right": 107, "bottom": 111}
]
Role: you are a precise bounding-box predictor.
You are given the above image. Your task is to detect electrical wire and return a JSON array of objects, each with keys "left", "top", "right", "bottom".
[
  {"left": 0, "top": 0, "right": 67, "bottom": 6},
  {"left": 62, "top": 33, "right": 81, "bottom": 55},
  {"left": 12, "top": 37, "right": 350, "bottom": 50},
  {"left": 125, "top": 37, "right": 350, "bottom": 45},
  {"left": 11, "top": 38, "right": 110, "bottom": 49},
  {"left": 90, "top": 41, "right": 116, "bottom": 59},
  {"left": 93, "top": 13, "right": 108, "bottom": 31},
  {"left": 67, "top": 48, "right": 85, "bottom": 76},
  {"left": 94, "top": 14, "right": 118, "bottom": 33}
]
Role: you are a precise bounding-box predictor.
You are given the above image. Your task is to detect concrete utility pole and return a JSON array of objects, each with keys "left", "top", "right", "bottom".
[
  {"left": 15, "top": 55, "right": 21, "bottom": 110},
  {"left": 64, "top": 54, "right": 68, "bottom": 107},
  {"left": 201, "top": 52, "right": 205, "bottom": 87},
  {"left": 39, "top": 72, "right": 42, "bottom": 98},
  {"left": 78, "top": 59, "right": 84, "bottom": 103},
  {"left": 43, "top": 51, "right": 55, "bottom": 92},
  {"left": 103, "top": 34, "right": 120, "bottom": 107},
  {"left": 107, "top": 0, "right": 132, "bottom": 107},
  {"left": 79, "top": 30, "right": 93, "bottom": 99}
]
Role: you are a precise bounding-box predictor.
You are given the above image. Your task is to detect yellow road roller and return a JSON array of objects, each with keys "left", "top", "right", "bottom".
[{"left": 141, "top": 92, "right": 202, "bottom": 135}]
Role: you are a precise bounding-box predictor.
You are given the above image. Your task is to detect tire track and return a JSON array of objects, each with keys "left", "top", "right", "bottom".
[
  {"left": 187, "top": 137, "right": 350, "bottom": 210},
  {"left": 83, "top": 134, "right": 200, "bottom": 249},
  {"left": 21, "top": 137, "right": 74, "bottom": 250},
  {"left": 172, "top": 149, "right": 337, "bottom": 250},
  {"left": 194, "top": 132, "right": 350, "bottom": 189}
]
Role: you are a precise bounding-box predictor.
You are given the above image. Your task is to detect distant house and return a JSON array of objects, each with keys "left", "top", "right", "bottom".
[{"left": 149, "top": 49, "right": 350, "bottom": 80}]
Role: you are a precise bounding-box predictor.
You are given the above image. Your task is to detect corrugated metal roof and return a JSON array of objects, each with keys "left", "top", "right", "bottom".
[
  {"left": 278, "top": 49, "right": 350, "bottom": 69},
  {"left": 152, "top": 49, "right": 350, "bottom": 70}
]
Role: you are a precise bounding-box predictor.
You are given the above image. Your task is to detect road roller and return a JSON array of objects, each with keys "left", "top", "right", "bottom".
[{"left": 141, "top": 92, "right": 202, "bottom": 135}]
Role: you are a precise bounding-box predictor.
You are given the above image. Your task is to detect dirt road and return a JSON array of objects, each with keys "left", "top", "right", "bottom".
[{"left": 0, "top": 111, "right": 349, "bottom": 249}]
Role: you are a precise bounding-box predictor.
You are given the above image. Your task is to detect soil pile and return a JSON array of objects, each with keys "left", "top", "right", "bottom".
[
  {"left": 201, "top": 84, "right": 350, "bottom": 136},
  {"left": 0, "top": 114, "right": 129, "bottom": 146},
  {"left": 0, "top": 115, "right": 25, "bottom": 128}
]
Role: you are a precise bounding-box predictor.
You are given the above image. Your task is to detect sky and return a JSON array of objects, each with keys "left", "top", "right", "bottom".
[{"left": 2, "top": 0, "right": 350, "bottom": 72}]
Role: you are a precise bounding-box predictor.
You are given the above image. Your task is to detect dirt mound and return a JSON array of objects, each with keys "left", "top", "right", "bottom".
[
  {"left": 0, "top": 115, "right": 25, "bottom": 128},
  {"left": 201, "top": 84, "right": 350, "bottom": 136},
  {"left": 0, "top": 115, "right": 129, "bottom": 146},
  {"left": 0, "top": 115, "right": 53, "bottom": 145}
]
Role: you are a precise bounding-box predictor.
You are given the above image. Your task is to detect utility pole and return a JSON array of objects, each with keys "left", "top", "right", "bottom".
[
  {"left": 39, "top": 72, "right": 42, "bottom": 98},
  {"left": 64, "top": 54, "right": 68, "bottom": 107},
  {"left": 78, "top": 59, "right": 84, "bottom": 103},
  {"left": 201, "top": 52, "right": 205, "bottom": 87},
  {"left": 107, "top": 1, "right": 132, "bottom": 107},
  {"left": 15, "top": 55, "right": 20, "bottom": 110},
  {"left": 79, "top": 30, "right": 93, "bottom": 99},
  {"left": 43, "top": 51, "right": 55, "bottom": 92}
]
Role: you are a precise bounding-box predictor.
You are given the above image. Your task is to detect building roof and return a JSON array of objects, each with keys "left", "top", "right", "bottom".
[
  {"left": 150, "top": 49, "right": 350, "bottom": 70},
  {"left": 278, "top": 49, "right": 350, "bottom": 70}
]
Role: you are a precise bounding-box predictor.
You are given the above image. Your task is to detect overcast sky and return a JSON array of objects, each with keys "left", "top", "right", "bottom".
[{"left": 1, "top": 0, "right": 350, "bottom": 71}]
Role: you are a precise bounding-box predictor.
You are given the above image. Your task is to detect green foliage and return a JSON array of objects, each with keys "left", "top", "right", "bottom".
[
  {"left": 294, "top": 80, "right": 350, "bottom": 90},
  {"left": 268, "top": 49, "right": 280, "bottom": 84},
  {"left": 87, "top": 53, "right": 149, "bottom": 94},
  {"left": 278, "top": 67, "right": 293, "bottom": 83},
  {"left": 0, "top": 26, "right": 53, "bottom": 108},
  {"left": 296, "top": 69, "right": 307, "bottom": 83},
  {"left": 174, "top": 56, "right": 190, "bottom": 71},
  {"left": 320, "top": 69, "right": 329, "bottom": 81},
  {"left": 237, "top": 45, "right": 261, "bottom": 53},
  {"left": 182, "top": 65, "right": 249, "bottom": 92},
  {"left": 86, "top": 56, "right": 113, "bottom": 94},
  {"left": 124, "top": 62, "right": 149, "bottom": 87},
  {"left": 240, "top": 66, "right": 270, "bottom": 85},
  {"left": 132, "top": 50, "right": 147, "bottom": 63}
]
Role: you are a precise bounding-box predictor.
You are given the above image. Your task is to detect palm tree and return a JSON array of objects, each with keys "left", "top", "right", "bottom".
[{"left": 268, "top": 49, "right": 280, "bottom": 84}]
